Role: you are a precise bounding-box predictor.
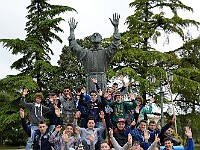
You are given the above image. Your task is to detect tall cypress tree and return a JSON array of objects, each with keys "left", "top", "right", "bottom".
[{"left": 0, "top": 0, "right": 76, "bottom": 91}]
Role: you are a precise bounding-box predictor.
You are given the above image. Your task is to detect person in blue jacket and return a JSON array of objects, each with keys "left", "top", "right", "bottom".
[
  {"left": 163, "top": 127, "right": 194, "bottom": 150},
  {"left": 19, "top": 106, "right": 61, "bottom": 150}
]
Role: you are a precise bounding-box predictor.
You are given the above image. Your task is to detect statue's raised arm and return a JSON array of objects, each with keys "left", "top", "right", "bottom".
[
  {"left": 68, "top": 17, "right": 85, "bottom": 58},
  {"left": 109, "top": 13, "right": 120, "bottom": 35},
  {"left": 106, "top": 13, "right": 121, "bottom": 60},
  {"left": 68, "top": 17, "right": 78, "bottom": 40}
]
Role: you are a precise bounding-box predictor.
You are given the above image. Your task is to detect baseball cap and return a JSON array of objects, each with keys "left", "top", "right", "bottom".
[{"left": 117, "top": 118, "right": 126, "bottom": 123}]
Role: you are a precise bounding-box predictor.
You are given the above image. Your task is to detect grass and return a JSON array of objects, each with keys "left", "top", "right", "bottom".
[{"left": 0, "top": 146, "right": 25, "bottom": 149}]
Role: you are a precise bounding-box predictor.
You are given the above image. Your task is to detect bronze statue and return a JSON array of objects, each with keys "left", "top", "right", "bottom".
[{"left": 68, "top": 13, "right": 121, "bottom": 93}]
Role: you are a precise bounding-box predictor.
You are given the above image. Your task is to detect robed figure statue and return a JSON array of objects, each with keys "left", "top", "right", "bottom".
[{"left": 68, "top": 13, "right": 121, "bottom": 93}]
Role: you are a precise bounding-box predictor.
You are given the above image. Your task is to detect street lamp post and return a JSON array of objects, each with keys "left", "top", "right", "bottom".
[
  {"left": 150, "top": 71, "right": 173, "bottom": 127},
  {"left": 159, "top": 73, "right": 165, "bottom": 127}
]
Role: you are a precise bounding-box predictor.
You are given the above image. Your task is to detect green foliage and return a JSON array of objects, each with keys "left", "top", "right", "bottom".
[
  {"left": 109, "top": 0, "right": 200, "bottom": 103},
  {"left": 0, "top": 0, "right": 76, "bottom": 91},
  {"left": 0, "top": 90, "right": 28, "bottom": 145},
  {"left": 0, "top": 0, "right": 76, "bottom": 145},
  {"left": 177, "top": 113, "right": 200, "bottom": 145},
  {"left": 57, "top": 45, "right": 85, "bottom": 91}
]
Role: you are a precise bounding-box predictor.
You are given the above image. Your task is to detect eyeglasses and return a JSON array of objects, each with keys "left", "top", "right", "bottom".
[{"left": 64, "top": 90, "right": 70, "bottom": 93}]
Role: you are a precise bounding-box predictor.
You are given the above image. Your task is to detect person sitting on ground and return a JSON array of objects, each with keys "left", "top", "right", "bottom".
[
  {"left": 73, "top": 111, "right": 106, "bottom": 150},
  {"left": 162, "top": 127, "right": 194, "bottom": 150}
]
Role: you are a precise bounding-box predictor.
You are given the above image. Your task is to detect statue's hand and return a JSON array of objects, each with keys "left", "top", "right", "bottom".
[
  {"left": 68, "top": 17, "right": 78, "bottom": 31},
  {"left": 109, "top": 13, "right": 120, "bottom": 28}
]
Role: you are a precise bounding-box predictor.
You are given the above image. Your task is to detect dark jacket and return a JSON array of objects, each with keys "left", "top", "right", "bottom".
[
  {"left": 159, "top": 120, "right": 180, "bottom": 146},
  {"left": 21, "top": 118, "right": 53, "bottom": 150},
  {"left": 79, "top": 93, "right": 107, "bottom": 122},
  {"left": 113, "top": 128, "right": 128, "bottom": 147},
  {"left": 124, "top": 127, "right": 150, "bottom": 150},
  {"left": 45, "top": 101, "right": 61, "bottom": 125}
]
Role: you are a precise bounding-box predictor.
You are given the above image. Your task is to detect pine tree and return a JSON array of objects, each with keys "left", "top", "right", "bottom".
[
  {"left": 110, "top": 0, "right": 200, "bottom": 101},
  {"left": 0, "top": 0, "right": 76, "bottom": 91}
]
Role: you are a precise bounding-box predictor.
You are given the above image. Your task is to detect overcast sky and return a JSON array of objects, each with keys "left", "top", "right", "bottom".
[{"left": 0, "top": 0, "right": 199, "bottom": 79}]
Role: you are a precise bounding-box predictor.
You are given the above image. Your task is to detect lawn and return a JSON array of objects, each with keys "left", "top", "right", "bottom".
[{"left": 0, "top": 146, "right": 24, "bottom": 149}]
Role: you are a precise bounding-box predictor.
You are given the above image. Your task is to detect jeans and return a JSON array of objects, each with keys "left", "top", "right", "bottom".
[
  {"left": 25, "top": 125, "right": 38, "bottom": 150},
  {"left": 49, "top": 125, "right": 55, "bottom": 133}
]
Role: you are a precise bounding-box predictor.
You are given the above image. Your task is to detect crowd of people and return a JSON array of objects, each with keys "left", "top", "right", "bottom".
[{"left": 19, "top": 76, "right": 194, "bottom": 150}]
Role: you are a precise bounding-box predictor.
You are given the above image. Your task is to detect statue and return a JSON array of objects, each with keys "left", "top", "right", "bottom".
[{"left": 68, "top": 13, "right": 121, "bottom": 93}]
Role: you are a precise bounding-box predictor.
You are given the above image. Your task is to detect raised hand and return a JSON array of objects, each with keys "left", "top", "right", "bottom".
[
  {"left": 90, "top": 132, "right": 95, "bottom": 143},
  {"left": 130, "top": 119, "right": 136, "bottom": 127},
  {"left": 128, "top": 133, "right": 132, "bottom": 145},
  {"left": 185, "top": 127, "right": 192, "bottom": 138},
  {"left": 23, "top": 89, "right": 28, "bottom": 96},
  {"left": 74, "top": 111, "right": 81, "bottom": 119},
  {"left": 68, "top": 17, "right": 78, "bottom": 31},
  {"left": 154, "top": 134, "right": 160, "bottom": 143},
  {"left": 63, "top": 131, "right": 69, "bottom": 142},
  {"left": 109, "top": 128, "right": 113, "bottom": 138},
  {"left": 81, "top": 87, "right": 86, "bottom": 94},
  {"left": 54, "top": 125, "right": 62, "bottom": 133},
  {"left": 54, "top": 104, "right": 60, "bottom": 117},
  {"left": 172, "top": 115, "right": 176, "bottom": 122},
  {"left": 109, "top": 13, "right": 120, "bottom": 28},
  {"left": 99, "top": 111, "right": 104, "bottom": 119},
  {"left": 144, "top": 130, "right": 150, "bottom": 142},
  {"left": 138, "top": 116, "right": 143, "bottom": 123},
  {"left": 19, "top": 108, "right": 24, "bottom": 118},
  {"left": 98, "top": 89, "right": 103, "bottom": 96},
  {"left": 157, "top": 124, "right": 161, "bottom": 130}
]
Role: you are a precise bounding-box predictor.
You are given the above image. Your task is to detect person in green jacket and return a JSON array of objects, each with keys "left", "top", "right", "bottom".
[{"left": 105, "top": 91, "right": 137, "bottom": 126}]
